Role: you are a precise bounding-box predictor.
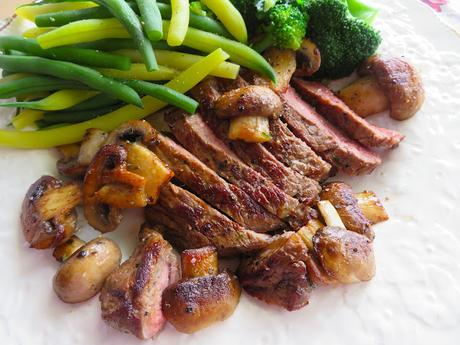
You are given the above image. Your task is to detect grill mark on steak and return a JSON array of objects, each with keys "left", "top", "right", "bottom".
[
  {"left": 265, "top": 117, "right": 332, "bottom": 181},
  {"left": 145, "top": 183, "right": 272, "bottom": 256},
  {"left": 165, "top": 112, "right": 298, "bottom": 219},
  {"left": 292, "top": 79, "right": 405, "bottom": 149},
  {"left": 281, "top": 87, "right": 382, "bottom": 175},
  {"left": 150, "top": 134, "right": 285, "bottom": 233}
]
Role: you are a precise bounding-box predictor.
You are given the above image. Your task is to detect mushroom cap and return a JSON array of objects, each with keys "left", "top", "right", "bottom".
[{"left": 359, "top": 55, "right": 425, "bottom": 121}]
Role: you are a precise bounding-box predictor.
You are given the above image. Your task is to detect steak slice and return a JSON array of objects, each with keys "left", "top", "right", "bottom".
[
  {"left": 150, "top": 134, "right": 285, "bottom": 233},
  {"left": 145, "top": 183, "right": 272, "bottom": 256},
  {"left": 265, "top": 117, "right": 331, "bottom": 181},
  {"left": 238, "top": 232, "right": 313, "bottom": 311},
  {"left": 205, "top": 115, "right": 321, "bottom": 205},
  {"left": 166, "top": 112, "right": 298, "bottom": 219},
  {"left": 281, "top": 87, "right": 382, "bottom": 175},
  {"left": 100, "top": 231, "right": 179, "bottom": 340},
  {"left": 292, "top": 79, "right": 405, "bottom": 149}
]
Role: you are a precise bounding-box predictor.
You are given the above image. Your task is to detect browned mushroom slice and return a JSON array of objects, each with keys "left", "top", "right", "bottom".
[
  {"left": 181, "top": 246, "right": 218, "bottom": 279},
  {"left": 238, "top": 232, "right": 312, "bottom": 311},
  {"left": 83, "top": 144, "right": 145, "bottom": 232},
  {"left": 78, "top": 128, "right": 108, "bottom": 166},
  {"left": 355, "top": 191, "right": 389, "bottom": 225},
  {"left": 21, "top": 176, "right": 81, "bottom": 249},
  {"left": 52, "top": 235, "right": 85, "bottom": 262},
  {"left": 312, "top": 226, "right": 375, "bottom": 284},
  {"left": 294, "top": 39, "right": 321, "bottom": 77},
  {"left": 214, "top": 85, "right": 282, "bottom": 119},
  {"left": 126, "top": 143, "right": 174, "bottom": 205},
  {"left": 358, "top": 55, "right": 425, "bottom": 120},
  {"left": 56, "top": 144, "right": 87, "bottom": 178},
  {"left": 251, "top": 48, "right": 297, "bottom": 93},
  {"left": 105, "top": 120, "right": 157, "bottom": 146},
  {"left": 338, "top": 76, "right": 390, "bottom": 118},
  {"left": 162, "top": 271, "right": 241, "bottom": 334},
  {"left": 320, "top": 182, "right": 374, "bottom": 240}
]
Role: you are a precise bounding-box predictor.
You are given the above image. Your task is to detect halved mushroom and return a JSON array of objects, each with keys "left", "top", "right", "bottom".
[
  {"left": 83, "top": 142, "right": 173, "bottom": 232},
  {"left": 105, "top": 120, "right": 157, "bottom": 146},
  {"left": 340, "top": 55, "right": 425, "bottom": 120},
  {"left": 56, "top": 144, "right": 87, "bottom": 179},
  {"left": 214, "top": 85, "right": 282, "bottom": 119},
  {"left": 337, "top": 76, "right": 390, "bottom": 118},
  {"left": 312, "top": 226, "right": 375, "bottom": 284},
  {"left": 21, "top": 176, "right": 81, "bottom": 249},
  {"left": 181, "top": 246, "right": 218, "bottom": 279},
  {"left": 162, "top": 271, "right": 241, "bottom": 334},
  {"left": 228, "top": 115, "right": 272, "bottom": 143},
  {"left": 83, "top": 144, "right": 142, "bottom": 232},
  {"left": 294, "top": 39, "right": 321, "bottom": 78},
  {"left": 320, "top": 182, "right": 374, "bottom": 240},
  {"left": 252, "top": 48, "right": 297, "bottom": 93},
  {"left": 78, "top": 128, "right": 108, "bottom": 166},
  {"left": 126, "top": 142, "right": 174, "bottom": 205},
  {"left": 52, "top": 235, "right": 85, "bottom": 262}
]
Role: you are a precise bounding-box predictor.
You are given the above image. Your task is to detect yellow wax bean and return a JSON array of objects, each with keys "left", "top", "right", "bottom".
[
  {"left": 113, "top": 49, "right": 240, "bottom": 79},
  {"left": 16, "top": 2, "right": 98, "bottom": 22},
  {"left": 97, "top": 64, "right": 179, "bottom": 81},
  {"left": 168, "top": 0, "right": 190, "bottom": 46},
  {"left": 202, "top": 0, "right": 247, "bottom": 43}
]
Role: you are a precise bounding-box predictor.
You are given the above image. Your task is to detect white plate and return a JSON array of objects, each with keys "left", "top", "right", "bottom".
[{"left": 1, "top": 1, "right": 460, "bottom": 344}]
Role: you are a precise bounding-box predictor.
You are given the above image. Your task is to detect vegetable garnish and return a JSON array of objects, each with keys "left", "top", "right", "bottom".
[
  {"left": 0, "top": 49, "right": 230, "bottom": 149},
  {"left": 168, "top": 0, "right": 190, "bottom": 46},
  {"left": 0, "top": 36, "right": 132, "bottom": 70},
  {"left": 0, "top": 55, "right": 143, "bottom": 107},
  {"left": 12, "top": 109, "right": 45, "bottom": 130},
  {"left": 202, "top": 0, "right": 248, "bottom": 43},
  {"left": 112, "top": 49, "right": 240, "bottom": 79},
  {"left": 0, "top": 89, "right": 99, "bottom": 111},
  {"left": 91, "top": 0, "right": 158, "bottom": 71},
  {"left": 136, "top": 0, "right": 163, "bottom": 41},
  {"left": 16, "top": 1, "right": 97, "bottom": 21}
]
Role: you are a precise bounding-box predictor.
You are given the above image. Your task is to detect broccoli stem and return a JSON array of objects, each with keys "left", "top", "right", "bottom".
[{"left": 252, "top": 33, "right": 274, "bottom": 53}]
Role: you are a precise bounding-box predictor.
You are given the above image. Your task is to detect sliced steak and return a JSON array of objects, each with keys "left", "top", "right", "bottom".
[
  {"left": 292, "top": 79, "right": 405, "bottom": 149},
  {"left": 166, "top": 112, "right": 298, "bottom": 219},
  {"left": 281, "top": 87, "right": 382, "bottom": 175},
  {"left": 205, "top": 115, "right": 321, "bottom": 205},
  {"left": 150, "top": 134, "right": 285, "bottom": 233},
  {"left": 265, "top": 117, "right": 331, "bottom": 181},
  {"left": 238, "top": 232, "right": 313, "bottom": 311},
  {"left": 145, "top": 183, "right": 272, "bottom": 256},
  {"left": 100, "top": 231, "right": 179, "bottom": 340}
]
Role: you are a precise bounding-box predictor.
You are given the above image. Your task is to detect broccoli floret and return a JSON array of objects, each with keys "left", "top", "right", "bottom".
[
  {"left": 264, "top": 3, "right": 308, "bottom": 51},
  {"left": 231, "top": 1, "right": 308, "bottom": 51},
  {"left": 307, "top": 0, "right": 382, "bottom": 79}
]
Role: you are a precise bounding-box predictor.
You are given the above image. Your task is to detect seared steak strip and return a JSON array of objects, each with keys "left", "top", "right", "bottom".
[
  {"left": 292, "top": 79, "right": 405, "bottom": 149},
  {"left": 281, "top": 87, "right": 382, "bottom": 175},
  {"left": 145, "top": 183, "right": 272, "bottom": 256},
  {"left": 100, "top": 231, "right": 179, "bottom": 340},
  {"left": 265, "top": 117, "right": 331, "bottom": 181},
  {"left": 166, "top": 112, "right": 298, "bottom": 219},
  {"left": 206, "top": 115, "right": 321, "bottom": 205},
  {"left": 238, "top": 232, "right": 313, "bottom": 311},
  {"left": 150, "top": 134, "right": 285, "bottom": 233}
]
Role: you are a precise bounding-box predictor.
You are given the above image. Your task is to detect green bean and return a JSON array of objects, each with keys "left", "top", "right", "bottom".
[
  {"left": 0, "top": 55, "right": 143, "bottom": 107},
  {"left": 35, "top": 2, "right": 232, "bottom": 38},
  {"left": 123, "top": 80, "right": 198, "bottom": 113},
  {"left": 75, "top": 38, "right": 174, "bottom": 51},
  {"left": 0, "top": 75, "right": 86, "bottom": 99},
  {"left": 0, "top": 36, "right": 131, "bottom": 70},
  {"left": 41, "top": 104, "right": 123, "bottom": 124},
  {"left": 92, "top": 0, "right": 158, "bottom": 71},
  {"left": 137, "top": 0, "right": 163, "bottom": 41},
  {"left": 67, "top": 93, "right": 119, "bottom": 111}
]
